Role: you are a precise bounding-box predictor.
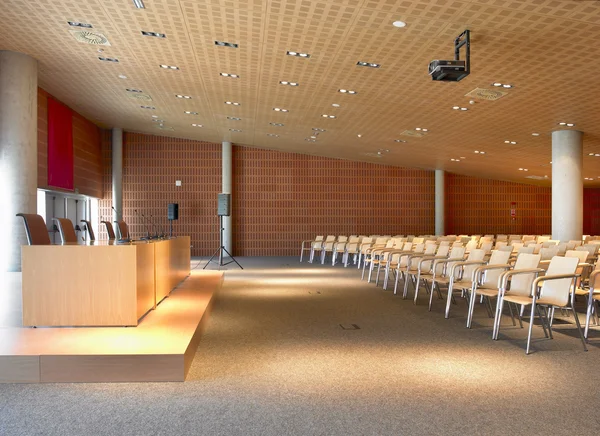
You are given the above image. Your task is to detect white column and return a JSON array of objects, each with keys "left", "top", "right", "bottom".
[
  {"left": 435, "top": 169, "right": 445, "bottom": 236},
  {"left": 222, "top": 141, "right": 232, "bottom": 253},
  {"left": 552, "top": 130, "right": 583, "bottom": 241},
  {"left": 112, "top": 128, "right": 123, "bottom": 222},
  {"left": 0, "top": 51, "right": 38, "bottom": 272}
]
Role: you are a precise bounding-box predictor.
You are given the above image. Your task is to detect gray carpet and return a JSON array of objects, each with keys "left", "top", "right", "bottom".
[{"left": 1, "top": 256, "right": 599, "bottom": 435}]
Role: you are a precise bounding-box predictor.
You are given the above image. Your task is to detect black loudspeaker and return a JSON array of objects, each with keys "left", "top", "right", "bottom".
[
  {"left": 217, "top": 193, "right": 230, "bottom": 217},
  {"left": 168, "top": 203, "right": 179, "bottom": 220}
]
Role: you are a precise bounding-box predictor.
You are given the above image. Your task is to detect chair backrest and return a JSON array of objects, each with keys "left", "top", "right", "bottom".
[
  {"left": 518, "top": 246, "right": 535, "bottom": 254},
  {"left": 315, "top": 235, "right": 324, "bottom": 242},
  {"left": 436, "top": 245, "right": 451, "bottom": 257},
  {"left": 465, "top": 240, "right": 478, "bottom": 252},
  {"left": 495, "top": 241, "right": 508, "bottom": 249},
  {"left": 53, "top": 218, "right": 78, "bottom": 243},
  {"left": 413, "top": 243, "right": 424, "bottom": 253},
  {"left": 16, "top": 213, "right": 51, "bottom": 245},
  {"left": 424, "top": 243, "right": 437, "bottom": 255},
  {"left": 579, "top": 244, "right": 598, "bottom": 256},
  {"left": 539, "top": 246, "right": 559, "bottom": 260},
  {"left": 117, "top": 220, "right": 130, "bottom": 239},
  {"left": 479, "top": 241, "right": 494, "bottom": 253},
  {"left": 555, "top": 243, "right": 568, "bottom": 255},
  {"left": 337, "top": 236, "right": 348, "bottom": 243},
  {"left": 439, "top": 240, "right": 450, "bottom": 246},
  {"left": 537, "top": 235, "right": 550, "bottom": 244},
  {"left": 102, "top": 221, "right": 116, "bottom": 240},
  {"left": 80, "top": 220, "right": 95, "bottom": 241},
  {"left": 565, "top": 249, "right": 588, "bottom": 263},
  {"left": 540, "top": 256, "right": 579, "bottom": 306},
  {"left": 402, "top": 242, "right": 413, "bottom": 251},
  {"left": 462, "top": 249, "right": 486, "bottom": 279},
  {"left": 511, "top": 242, "right": 524, "bottom": 252},
  {"left": 508, "top": 253, "right": 541, "bottom": 296},
  {"left": 568, "top": 240, "right": 582, "bottom": 247},
  {"left": 481, "top": 250, "right": 512, "bottom": 287},
  {"left": 412, "top": 237, "right": 424, "bottom": 244},
  {"left": 441, "top": 246, "right": 466, "bottom": 277},
  {"left": 496, "top": 234, "right": 508, "bottom": 242},
  {"left": 451, "top": 241, "right": 463, "bottom": 248},
  {"left": 522, "top": 235, "right": 536, "bottom": 242},
  {"left": 498, "top": 245, "right": 513, "bottom": 252},
  {"left": 324, "top": 235, "right": 335, "bottom": 242},
  {"left": 375, "top": 237, "right": 388, "bottom": 245}
]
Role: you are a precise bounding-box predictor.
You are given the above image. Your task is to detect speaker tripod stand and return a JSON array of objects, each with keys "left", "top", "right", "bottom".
[{"left": 204, "top": 215, "right": 243, "bottom": 270}]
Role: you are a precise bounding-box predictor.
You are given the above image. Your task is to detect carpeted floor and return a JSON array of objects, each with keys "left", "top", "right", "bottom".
[{"left": 1, "top": 256, "right": 599, "bottom": 435}]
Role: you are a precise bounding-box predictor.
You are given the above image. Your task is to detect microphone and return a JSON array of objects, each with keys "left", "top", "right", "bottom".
[
  {"left": 140, "top": 212, "right": 153, "bottom": 239},
  {"left": 134, "top": 209, "right": 150, "bottom": 239},
  {"left": 148, "top": 214, "right": 160, "bottom": 239}
]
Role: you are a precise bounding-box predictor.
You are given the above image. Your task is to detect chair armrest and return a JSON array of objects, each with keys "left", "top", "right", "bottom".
[
  {"left": 590, "top": 270, "right": 600, "bottom": 290},
  {"left": 532, "top": 273, "right": 580, "bottom": 299},
  {"left": 432, "top": 257, "right": 465, "bottom": 277},
  {"left": 473, "top": 263, "right": 511, "bottom": 283},
  {"left": 448, "top": 260, "right": 487, "bottom": 280},
  {"left": 499, "top": 268, "right": 545, "bottom": 290},
  {"left": 417, "top": 255, "right": 447, "bottom": 268}
]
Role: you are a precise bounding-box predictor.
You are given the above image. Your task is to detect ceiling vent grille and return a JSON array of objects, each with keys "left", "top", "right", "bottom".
[
  {"left": 400, "top": 130, "right": 426, "bottom": 138},
  {"left": 525, "top": 175, "right": 548, "bottom": 180},
  {"left": 465, "top": 87, "right": 507, "bottom": 101},
  {"left": 127, "top": 93, "right": 153, "bottom": 101},
  {"left": 69, "top": 30, "right": 111, "bottom": 46}
]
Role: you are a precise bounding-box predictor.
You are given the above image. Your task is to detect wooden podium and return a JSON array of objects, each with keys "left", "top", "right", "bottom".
[{"left": 21, "top": 237, "right": 191, "bottom": 327}]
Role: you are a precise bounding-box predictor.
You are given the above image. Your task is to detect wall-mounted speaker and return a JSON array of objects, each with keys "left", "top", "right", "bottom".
[{"left": 167, "top": 203, "right": 179, "bottom": 220}]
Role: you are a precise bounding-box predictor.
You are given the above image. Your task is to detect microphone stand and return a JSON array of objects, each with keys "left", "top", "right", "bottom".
[{"left": 140, "top": 212, "right": 153, "bottom": 239}]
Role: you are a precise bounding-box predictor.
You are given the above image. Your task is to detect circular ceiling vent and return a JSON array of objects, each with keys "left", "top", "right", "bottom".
[
  {"left": 465, "top": 87, "right": 507, "bottom": 101},
  {"left": 69, "top": 30, "right": 111, "bottom": 46}
]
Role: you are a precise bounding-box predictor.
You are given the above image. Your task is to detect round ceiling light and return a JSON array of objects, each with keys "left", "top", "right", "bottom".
[{"left": 392, "top": 21, "right": 407, "bottom": 28}]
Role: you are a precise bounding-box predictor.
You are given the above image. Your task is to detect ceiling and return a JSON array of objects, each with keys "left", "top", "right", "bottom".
[{"left": 2, "top": 0, "right": 600, "bottom": 186}]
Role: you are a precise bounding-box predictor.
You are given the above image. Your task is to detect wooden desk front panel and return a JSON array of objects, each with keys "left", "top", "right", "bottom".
[
  {"left": 22, "top": 245, "right": 140, "bottom": 326},
  {"left": 154, "top": 240, "right": 171, "bottom": 304},
  {"left": 169, "top": 236, "right": 191, "bottom": 290},
  {"left": 155, "top": 237, "right": 191, "bottom": 303}
]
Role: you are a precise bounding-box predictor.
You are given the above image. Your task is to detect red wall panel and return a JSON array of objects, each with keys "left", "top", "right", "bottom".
[{"left": 47, "top": 97, "right": 74, "bottom": 190}]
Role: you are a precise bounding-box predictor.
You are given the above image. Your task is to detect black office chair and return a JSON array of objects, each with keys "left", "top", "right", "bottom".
[
  {"left": 16, "top": 213, "right": 51, "bottom": 245},
  {"left": 80, "top": 220, "right": 95, "bottom": 242}
]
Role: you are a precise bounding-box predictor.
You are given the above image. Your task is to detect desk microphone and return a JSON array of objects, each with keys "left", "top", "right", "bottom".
[
  {"left": 140, "top": 212, "right": 153, "bottom": 239},
  {"left": 134, "top": 209, "right": 149, "bottom": 239}
]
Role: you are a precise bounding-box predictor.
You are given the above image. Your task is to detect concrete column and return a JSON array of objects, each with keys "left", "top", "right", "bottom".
[
  {"left": 222, "top": 141, "right": 232, "bottom": 253},
  {"left": 112, "top": 128, "right": 123, "bottom": 222},
  {"left": 435, "top": 169, "right": 445, "bottom": 236},
  {"left": 552, "top": 130, "right": 583, "bottom": 241},
  {"left": 0, "top": 51, "right": 38, "bottom": 272}
]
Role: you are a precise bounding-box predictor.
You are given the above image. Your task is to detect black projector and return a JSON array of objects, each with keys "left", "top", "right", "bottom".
[{"left": 428, "top": 59, "right": 468, "bottom": 82}]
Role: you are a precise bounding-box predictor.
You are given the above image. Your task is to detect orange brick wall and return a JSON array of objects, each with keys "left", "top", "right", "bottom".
[
  {"left": 446, "top": 173, "right": 552, "bottom": 235},
  {"left": 37, "top": 88, "right": 102, "bottom": 198},
  {"left": 232, "top": 147, "right": 435, "bottom": 255},
  {"left": 99, "top": 132, "right": 436, "bottom": 255}
]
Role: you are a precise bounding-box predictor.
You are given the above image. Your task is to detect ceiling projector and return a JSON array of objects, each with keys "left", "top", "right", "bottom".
[{"left": 429, "top": 30, "right": 470, "bottom": 82}]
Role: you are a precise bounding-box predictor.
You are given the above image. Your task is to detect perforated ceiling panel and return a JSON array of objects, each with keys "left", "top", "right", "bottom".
[{"left": 1, "top": 0, "right": 600, "bottom": 185}]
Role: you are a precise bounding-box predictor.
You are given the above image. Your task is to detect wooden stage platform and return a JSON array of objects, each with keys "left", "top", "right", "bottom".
[{"left": 0, "top": 271, "right": 223, "bottom": 383}]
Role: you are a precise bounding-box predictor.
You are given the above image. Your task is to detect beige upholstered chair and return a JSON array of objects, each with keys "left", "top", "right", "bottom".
[
  {"left": 413, "top": 245, "right": 451, "bottom": 304},
  {"left": 300, "top": 235, "right": 322, "bottom": 262},
  {"left": 331, "top": 236, "right": 348, "bottom": 266},
  {"left": 427, "top": 246, "right": 467, "bottom": 312},
  {"left": 16, "top": 213, "right": 51, "bottom": 245},
  {"left": 400, "top": 243, "right": 438, "bottom": 299},
  {"left": 53, "top": 218, "right": 78, "bottom": 243},
  {"left": 343, "top": 236, "right": 362, "bottom": 267}
]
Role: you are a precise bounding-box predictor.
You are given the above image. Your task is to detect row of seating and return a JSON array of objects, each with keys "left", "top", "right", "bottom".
[
  {"left": 16, "top": 213, "right": 129, "bottom": 245},
  {"left": 301, "top": 234, "right": 600, "bottom": 354}
]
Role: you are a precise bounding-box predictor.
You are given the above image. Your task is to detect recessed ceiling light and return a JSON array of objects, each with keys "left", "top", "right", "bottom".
[
  {"left": 118, "top": 74, "right": 127, "bottom": 79},
  {"left": 68, "top": 21, "right": 93, "bottom": 28},
  {"left": 133, "top": 0, "right": 145, "bottom": 8},
  {"left": 229, "top": 129, "right": 242, "bottom": 132},
  {"left": 191, "top": 123, "right": 202, "bottom": 127},
  {"left": 270, "top": 122, "right": 284, "bottom": 127},
  {"left": 338, "top": 89, "right": 357, "bottom": 94},
  {"left": 332, "top": 103, "right": 340, "bottom": 107},
  {"left": 220, "top": 72, "right": 239, "bottom": 78},
  {"left": 140, "top": 105, "right": 155, "bottom": 109},
  {"left": 450, "top": 158, "right": 461, "bottom": 162},
  {"left": 273, "top": 107, "right": 289, "bottom": 112},
  {"left": 312, "top": 128, "right": 326, "bottom": 132},
  {"left": 492, "top": 82, "right": 513, "bottom": 88},
  {"left": 310, "top": 135, "right": 317, "bottom": 139},
  {"left": 518, "top": 168, "right": 529, "bottom": 171},
  {"left": 151, "top": 118, "right": 164, "bottom": 123},
  {"left": 141, "top": 30, "right": 166, "bottom": 38},
  {"left": 357, "top": 134, "right": 362, "bottom": 138},
  {"left": 98, "top": 57, "right": 119, "bottom": 63},
  {"left": 532, "top": 132, "right": 540, "bottom": 136},
  {"left": 184, "top": 111, "right": 198, "bottom": 115},
  {"left": 286, "top": 50, "right": 311, "bottom": 58},
  {"left": 266, "top": 133, "right": 279, "bottom": 137},
  {"left": 225, "top": 101, "right": 241, "bottom": 106},
  {"left": 596, "top": 154, "right": 600, "bottom": 157},
  {"left": 321, "top": 114, "right": 336, "bottom": 119},
  {"left": 279, "top": 81, "right": 299, "bottom": 86},
  {"left": 305, "top": 138, "right": 316, "bottom": 142},
  {"left": 415, "top": 128, "right": 428, "bottom": 132},
  {"left": 452, "top": 106, "right": 468, "bottom": 111},
  {"left": 175, "top": 94, "right": 192, "bottom": 99},
  {"left": 214, "top": 40, "right": 238, "bottom": 48},
  {"left": 126, "top": 88, "right": 142, "bottom": 93},
  {"left": 394, "top": 139, "right": 407, "bottom": 143},
  {"left": 159, "top": 64, "right": 179, "bottom": 70},
  {"left": 503, "top": 84, "right": 512, "bottom": 88},
  {"left": 356, "top": 61, "right": 381, "bottom": 68},
  {"left": 227, "top": 117, "right": 241, "bottom": 121},
  {"left": 151, "top": 115, "right": 158, "bottom": 118},
  {"left": 392, "top": 20, "right": 407, "bottom": 28}
]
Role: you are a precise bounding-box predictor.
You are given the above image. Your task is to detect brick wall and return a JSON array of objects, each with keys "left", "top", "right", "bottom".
[
  {"left": 37, "top": 88, "right": 102, "bottom": 198},
  {"left": 446, "top": 173, "right": 552, "bottom": 235}
]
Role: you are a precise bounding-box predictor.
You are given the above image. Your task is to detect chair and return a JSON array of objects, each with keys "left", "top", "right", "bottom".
[
  {"left": 437, "top": 249, "right": 487, "bottom": 318},
  {"left": 101, "top": 220, "right": 116, "bottom": 240},
  {"left": 499, "top": 256, "right": 585, "bottom": 354},
  {"left": 492, "top": 253, "right": 543, "bottom": 339},
  {"left": 53, "top": 218, "right": 78, "bottom": 243},
  {"left": 465, "top": 249, "right": 513, "bottom": 328},
  {"left": 320, "top": 235, "right": 338, "bottom": 264},
  {"left": 300, "top": 235, "right": 323, "bottom": 262},
  {"left": 80, "top": 220, "right": 95, "bottom": 242},
  {"left": 343, "top": 236, "right": 362, "bottom": 267},
  {"left": 427, "top": 246, "right": 467, "bottom": 312},
  {"left": 584, "top": 269, "right": 600, "bottom": 338},
  {"left": 16, "top": 213, "right": 51, "bottom": 245},
  {"left": 400, "top": 243, "right": 438, "bottom": 299},
  {"left": 116, "top": 220, "right": 130, "bottom": 240},
  {"left": 331, "top": 236, "right": 348, "bottom": 266},
  {"left": 413, "top": 245, "right": 451, "bottom": 304}
]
